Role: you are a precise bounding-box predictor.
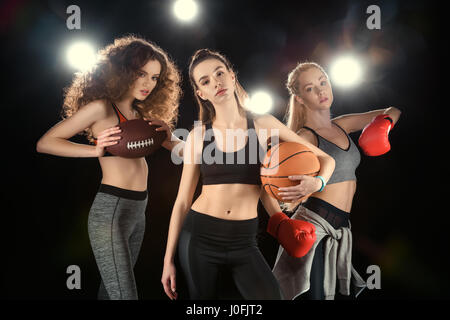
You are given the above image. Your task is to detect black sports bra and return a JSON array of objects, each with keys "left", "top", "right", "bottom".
[
  {"left": 200, "top": 113, "right": 264, "bottom": 185},
  {"left": 93, "top": 102, "right": 128, "bottom": 157}
]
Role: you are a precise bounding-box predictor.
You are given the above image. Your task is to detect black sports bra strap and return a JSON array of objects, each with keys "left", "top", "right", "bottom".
[
  {"left": 111, "top": 102, "right": 120, "bottom": 120},
  {"left": 247, "top": 115, "right": 258, "bottom": 140},
  {"left": 300, "top": 126, "right": 319, "bottom": 147},
  {"left": 332, "top": 121, "right": 349, "bottom": 136},
  {"left": 302, "top": 126, "right": 320, "bottom": 138},
  {"left": 204, "top": 113, "right": 256, "bottom": 147},
  {"left": 246, "top": 114, "right": 253, "bottom": 129},
  {"left": 203, "top": 121, "right": 214, "bottom": 150}
]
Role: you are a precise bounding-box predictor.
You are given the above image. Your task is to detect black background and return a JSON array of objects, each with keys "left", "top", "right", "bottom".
[{"left": 1, "top": 0, "right": 445, "bottom": 303}]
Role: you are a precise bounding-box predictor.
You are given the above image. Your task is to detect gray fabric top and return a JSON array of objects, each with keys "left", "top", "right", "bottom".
[{"left": 302, "top": 122, "right": 360, "bottom": 184}]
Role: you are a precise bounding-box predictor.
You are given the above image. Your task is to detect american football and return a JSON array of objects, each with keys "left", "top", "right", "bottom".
[{"left": 106, "top": 119, "right": 167, "bottom": 158}]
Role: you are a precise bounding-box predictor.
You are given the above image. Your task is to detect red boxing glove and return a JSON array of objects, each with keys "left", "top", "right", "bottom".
[
  {"left": 358, "top": 114, "right": 394, "bottom": 156},
  {"left": 267, "top": 212, "right": 316, "bottom": 258}
]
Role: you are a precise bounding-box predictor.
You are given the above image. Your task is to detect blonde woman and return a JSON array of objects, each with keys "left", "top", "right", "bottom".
[{"left": 273, "top": 62, "right": 401, "bottom": 300}]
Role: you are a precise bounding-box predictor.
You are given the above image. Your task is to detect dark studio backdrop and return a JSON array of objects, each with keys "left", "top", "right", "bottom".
[{"left": 0, "top": 0, "right": 445, "bottom": 302}]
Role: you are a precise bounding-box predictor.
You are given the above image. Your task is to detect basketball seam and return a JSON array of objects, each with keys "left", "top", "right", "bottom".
[
  {"left": 261, "top": 171, "right": 320, "bottom": 178},
  {"left": 263, "top": 183, "right": 279, "bottom": 199},
  {"left": 262, "top": 150, "right": 314, "bottom": 169},
  {"left": 266, "top": 143, "right": 281, "bottom": 165}
]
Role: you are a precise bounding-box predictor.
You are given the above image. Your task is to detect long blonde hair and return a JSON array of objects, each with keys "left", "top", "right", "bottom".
[{"left": 285, "top": 62, "right": 328, "bottom": 133}]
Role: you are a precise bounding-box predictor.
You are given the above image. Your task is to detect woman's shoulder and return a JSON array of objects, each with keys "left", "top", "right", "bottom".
[
  {"left": 81, "top": 98, "right": 111, "bottom": 115},
  {"left": 297, "top": 127, "right": 318, "bottom": 146},
  {"left": 251, "top": 112, "right": 275, "bottom": 126},
  {"left": 189, "top": 122, "right": 207, "bottom": 134},
  {"left": 187, "top": 123, "right": 207, "bottom": 144},
  {"left": 78, "top": 99, "right": 115, "bottom": 129},
  {"left": 181, "top": 123, "right": 205, "bottom": 159}
]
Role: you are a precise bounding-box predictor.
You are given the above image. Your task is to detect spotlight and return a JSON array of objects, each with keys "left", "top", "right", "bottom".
[
  {"left": 330, "top": 55, "right": 363, "bottom": 87},
  {"left": 173, "top": 0, "right": 198, "bottom": 22},
  {"left": 247, "top": 90, "right": 273, "bottom": 114},
  {"left": 66, "top": 41, "right": 97, "bottom": 72}
]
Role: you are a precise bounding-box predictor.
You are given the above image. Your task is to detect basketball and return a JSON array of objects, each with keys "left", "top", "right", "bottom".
[{"left": 260, "top": 142, "right": 320, "bottom": 202}]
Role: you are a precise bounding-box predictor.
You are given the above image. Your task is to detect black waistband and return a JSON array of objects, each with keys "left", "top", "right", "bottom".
[
  {"left": 98, "top": 184, "right": 148, "bottom": 201},
  {"left": 303, "top": 197, "right": 350, "bottom": 229},
  {"left": 185, "top": 209, "right": 259, "bottom": 237}
]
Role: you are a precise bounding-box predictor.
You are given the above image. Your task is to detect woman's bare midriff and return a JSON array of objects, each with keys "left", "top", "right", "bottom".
[
  {"left": 99, "top": 156, "right": 148, "bottom": 191},
  {"left": 191, "top": 184, "right": 261, "bottom": 220},
  {"left": 91, "top": 104, "right": 148, "bottom": 192},
  {"left": 308, "top": 180, "right": 357, "bottom": 213}
]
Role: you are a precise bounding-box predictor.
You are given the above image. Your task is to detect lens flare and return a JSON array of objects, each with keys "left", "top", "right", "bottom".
[
  {"left": 66, "top": 42, "right": 97, "bottom": 72},
  {"left": 247, "top": 90, "right": 273, "bottom": 114},
  {"left": 330, "top": 55, "right": 363, "bottom": 87},
  {"left": 173, "top": 0, "right": 198, "bottom": 22}
]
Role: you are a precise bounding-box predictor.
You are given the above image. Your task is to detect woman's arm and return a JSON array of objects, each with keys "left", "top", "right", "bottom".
[
  {"left": 143, "top": 117, "right": 186, "bottom": 158},
  {"left": 260, "top": 186, "right": 282, "bottom": 217},
  {"left": 161, "top": 126, "right": 202, "bottom": 299},
  {"left": 260, "top": 181, "right": 317, "bottom": 259},
  {"left": 162, "top": 135, "right": 186, "bottom": 158},
  {"left": 333, "top": 107, "right": 402, "bottom": 133},
  {"left": 257, "top": 114, "right": 335, "bottom": 190},
  {"left": 163, "top": 130, "right": 201, "bottom": 264},
  {"left": 36, "top": 100, "right": 116, "bottom": 157}
]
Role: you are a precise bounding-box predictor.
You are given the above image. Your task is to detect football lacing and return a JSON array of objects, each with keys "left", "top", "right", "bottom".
[{"left": 127, "top": 138, "right": 154, "bottom": 150}]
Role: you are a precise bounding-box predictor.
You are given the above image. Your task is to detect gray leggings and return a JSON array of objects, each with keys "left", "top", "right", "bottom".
[{"left": 87, "top": 184, "right": 148, "bottom": 300}]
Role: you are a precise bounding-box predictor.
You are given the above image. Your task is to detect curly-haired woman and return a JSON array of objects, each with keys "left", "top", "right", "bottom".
[{"left": 36, "top": 35, "right": 183, "bottom": 300}]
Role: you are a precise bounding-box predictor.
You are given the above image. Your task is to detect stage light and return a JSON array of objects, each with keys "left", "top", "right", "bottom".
[
  {"left": 330, "top": 55, "right": 363, "bottom": 87},
  {"left": 247, "top": 90, "right": 273, "bottom": 114},
  {"left": 66, "top": 42, "right": 97, "bottom": 72},
  {"left": 173, "top": 0, "right": 198, "bottom": 22}
]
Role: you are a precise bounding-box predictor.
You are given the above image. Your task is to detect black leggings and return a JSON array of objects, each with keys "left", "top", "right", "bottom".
[
  {"left": 296, "top": 197, "right": 350, "bottom": 300},
  {"left": 178, "top": 209, "right": 283, "bottom": 300}
]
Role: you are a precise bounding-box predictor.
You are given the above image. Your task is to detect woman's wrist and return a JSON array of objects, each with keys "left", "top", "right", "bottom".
[
  {"left": 164, "top": 254, "right": 174, "bottom": 265},
  {"left": 164, "top": 133, "right": 180, "bottom": 149},
  {"left": 315, "top": 175, "right": 326, "bottom": 192},
  {"left": 91, "top": 145, "right": 102, "bottom": 157}
]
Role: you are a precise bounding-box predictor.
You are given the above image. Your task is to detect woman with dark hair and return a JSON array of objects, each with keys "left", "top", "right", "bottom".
[
  {"left": 36, "top": 35, "right": 183, "bottom": 300},
  {"left": 161, "top": 49, "right": 336, "bottom": 300}
]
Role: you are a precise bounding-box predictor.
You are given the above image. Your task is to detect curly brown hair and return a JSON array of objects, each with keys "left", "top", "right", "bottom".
[{"left": 62, "top": 35, "right": 181, "bottom": 143}]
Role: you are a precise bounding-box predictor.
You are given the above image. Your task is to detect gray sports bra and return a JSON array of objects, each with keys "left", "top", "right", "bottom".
[{"left": 302, "top": 122, "right": 360, "bottom": 184}]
